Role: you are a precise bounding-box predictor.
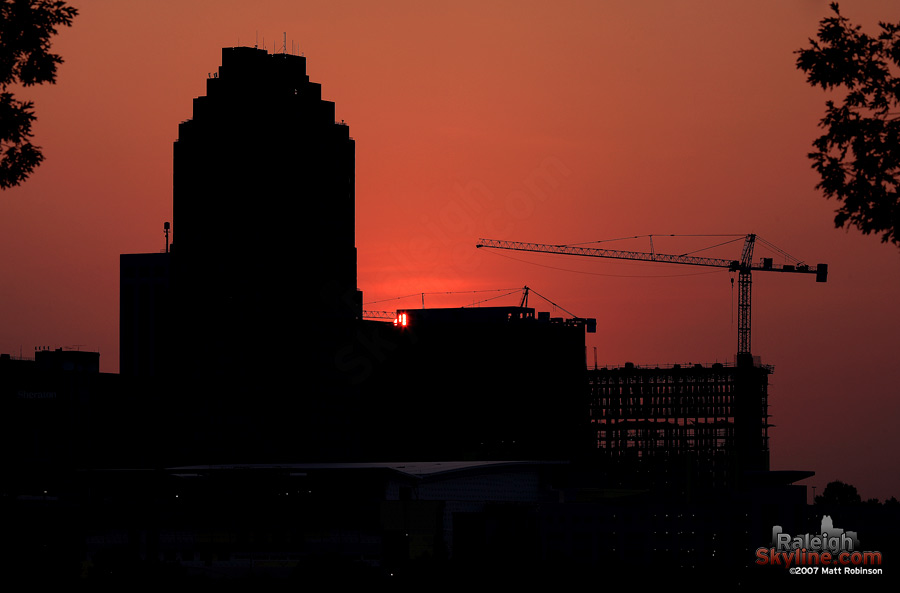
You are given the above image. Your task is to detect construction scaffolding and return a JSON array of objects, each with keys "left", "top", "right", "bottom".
[{"left": 588, "top": 361, "right": 772, "bottom": 488}]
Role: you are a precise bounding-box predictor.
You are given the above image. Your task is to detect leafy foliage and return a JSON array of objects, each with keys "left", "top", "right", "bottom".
[
  {"left": 815, "top": 480, "right": 862, "bottom": 506},
  {"left": 796, "top": 2, "right": 900, "bottom": 247},
  {"left": 0, "top": 0, "right": 77, "bottom": 189}
]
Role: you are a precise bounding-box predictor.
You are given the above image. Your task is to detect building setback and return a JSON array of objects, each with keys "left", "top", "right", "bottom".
[{"left": 172, "top": 46, "right": 359, "bottom": 377}]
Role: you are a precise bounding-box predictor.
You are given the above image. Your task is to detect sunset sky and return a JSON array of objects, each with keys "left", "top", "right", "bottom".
[{"left": 2, "top": 1, "right": 899, "bottom": 501}]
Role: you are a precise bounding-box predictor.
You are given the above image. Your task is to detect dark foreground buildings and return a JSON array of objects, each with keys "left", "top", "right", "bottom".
[
  {"left": 116, "top": 46, "right": 591, "bottom": 465},
  {"left": 3, "top": 47, "right": 874, "bottom": 584}
]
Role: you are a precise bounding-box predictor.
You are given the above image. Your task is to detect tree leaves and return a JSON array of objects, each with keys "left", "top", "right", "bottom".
[
  {"left": 0, "top": 0, "right": 77, "bottom": 189},
  {"left": 814, "top": 480, "right": 862, "bottom": 506},
  {"left": 797, "top": 2, "right": 900, "bottom": 247}
]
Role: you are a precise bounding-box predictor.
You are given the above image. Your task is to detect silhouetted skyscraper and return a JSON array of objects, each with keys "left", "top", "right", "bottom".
[
  {"left": 121, "top": 46, "right": 591, "bottom": 464},
  {"left": 173, "top": 47, "right": 358, "bottom": 374}
]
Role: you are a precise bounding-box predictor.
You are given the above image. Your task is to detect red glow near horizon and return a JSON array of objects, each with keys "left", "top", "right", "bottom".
[{"left": 1, "top": 1, "right": 899, "bottom": 501}]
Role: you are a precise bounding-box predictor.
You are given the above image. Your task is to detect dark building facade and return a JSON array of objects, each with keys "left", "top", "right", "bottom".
[
  {"left": 345, "top": 308, "right": 590, "bottom": 462},
  {"left": 172, "top": 46, "right": 359, "bottom": 376},
  {"left": 0, "top": 349, "right": 126, "bottom": 472},
  {"left": 120, "top": 252, "right": 171, "bottom": 378}
]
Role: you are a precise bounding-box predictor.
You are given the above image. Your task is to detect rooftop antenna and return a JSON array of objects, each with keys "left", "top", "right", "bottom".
[
  {"left": 283, "top": 32, "right": 286, "bottom": 55},
  {"left": 255, "top": 30, "right": 258, "bottom": 49},
  {"left": 164, "top": 221, "right": 170, "bottom": 254}
]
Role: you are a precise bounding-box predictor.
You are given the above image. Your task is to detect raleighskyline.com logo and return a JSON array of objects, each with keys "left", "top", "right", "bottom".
[{"left": 755, "top": 515, "right": 882, "bottom": 574}]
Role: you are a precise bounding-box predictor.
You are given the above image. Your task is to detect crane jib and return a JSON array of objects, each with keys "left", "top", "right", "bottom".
[
  {"left": 476, "top": 239, "right": 827, "bottom": 279},
  {"left": 475, "top": 237, "right": 828, "bottom": 358}
]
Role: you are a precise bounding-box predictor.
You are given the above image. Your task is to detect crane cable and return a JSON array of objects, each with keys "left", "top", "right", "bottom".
[
  {"left": 364, "top": 287, "right": 520, "bottom": 306},
  {"left": 482, "top": 248, "right": 730, "bottom": 278},
  {"left": 731, "top": 276, "right": 735, "bottom": 326}
]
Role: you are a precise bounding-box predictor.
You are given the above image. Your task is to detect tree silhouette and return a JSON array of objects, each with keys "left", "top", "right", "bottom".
[
  {"left": 0, "top": 0, "right": 77, "bottom": 189},
  {"left": 815, "top": 480, "right": 862, "bottom": 506},
  {"left": 796, "top": 2, "right": 900, "bottom": 247}
]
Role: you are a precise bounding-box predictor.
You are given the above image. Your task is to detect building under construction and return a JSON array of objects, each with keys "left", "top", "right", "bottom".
[
  {"left": 475, "top": 237, "right": 826, "bottom": 492},
  {"left": 588, "top": 359, "right": 772, "bottom": 490}
]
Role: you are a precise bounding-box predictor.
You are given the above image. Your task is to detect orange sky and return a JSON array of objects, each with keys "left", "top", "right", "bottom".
[{"left": 2, "top": 0, "right": 899, "bottom": 501}]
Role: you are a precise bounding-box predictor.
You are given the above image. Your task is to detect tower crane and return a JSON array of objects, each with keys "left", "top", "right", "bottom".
[{"left": 476, "top": 234, "right": 827, "bottom": 363}]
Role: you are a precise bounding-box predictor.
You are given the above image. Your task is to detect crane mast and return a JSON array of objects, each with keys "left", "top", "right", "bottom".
[
  {"left": 476, "top": 234, "right": 827, "bottom": 361},
  {"left": 737, "top": 234, "right": 755, "bottom": 357}
]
